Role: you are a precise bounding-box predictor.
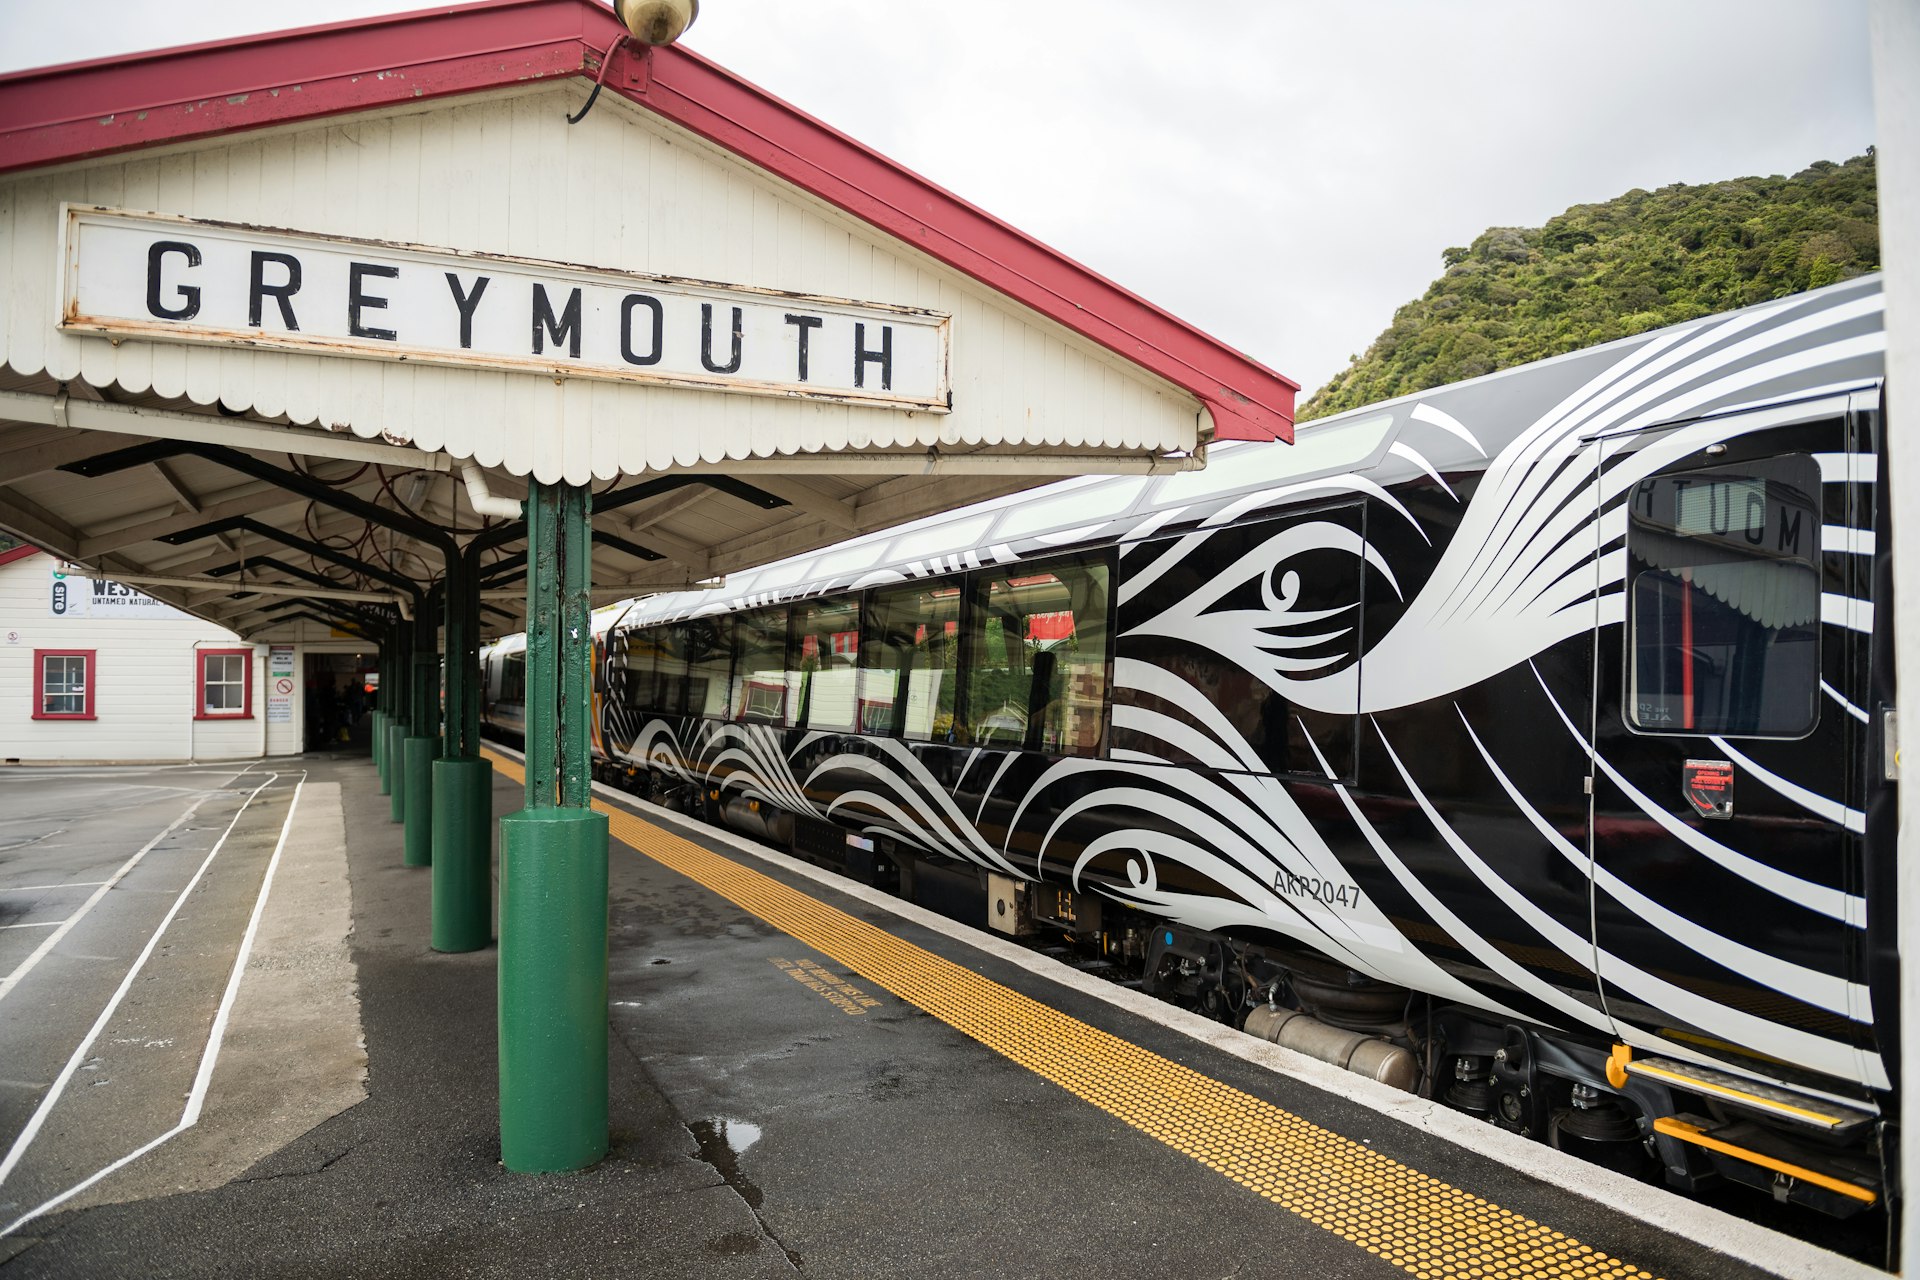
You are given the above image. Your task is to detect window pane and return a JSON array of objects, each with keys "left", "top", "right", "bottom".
[
  {"left": 732, "top": 608, "right": 793, "bottom": 724},
  {"left": 41, "top": 654, "right": 86, "bottom": 716},
  {"left": 964, "top": 555, "right": 1111, "bottom": 755},
  {"left": 794, "top": 598, "right": 862, "bottom": 731},
  {"left": 861, "top": 578, "right": 963, "bottom": 741},
  {"left": 684, "top": 616, "right": 733, "bottom": 718},
  {"left": 203, "top": 653, "right": 247, "bottom": 713},
  {"left": 1626, "top": 455, "right": 1821, "bottom": 737},
  {"left": 652, "top": 622, "right": 690, "bottom": 715},
  {"left": 611, "top": 626, "right": 655, "bottom": 720}
]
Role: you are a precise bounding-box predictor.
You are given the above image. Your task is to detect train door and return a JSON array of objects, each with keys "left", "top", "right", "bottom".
[{"left": 1585, "top": 392, "right": 1872, "bottom": 1092}]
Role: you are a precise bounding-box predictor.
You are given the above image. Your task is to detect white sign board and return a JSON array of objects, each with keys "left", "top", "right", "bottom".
[
  {"left": 267, "top": 645, "right": 296, "bottom": 725},
  {"left": 59, "top": 205, "right": 952, "bottom": 413},
  {"left": 48, "top": 567, "right": 186, "bottom": 619}
]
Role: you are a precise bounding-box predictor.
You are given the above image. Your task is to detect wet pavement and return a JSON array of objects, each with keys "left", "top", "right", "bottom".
[{"left": 0, "top": 754, "right": 1880, "bottom": 1279}]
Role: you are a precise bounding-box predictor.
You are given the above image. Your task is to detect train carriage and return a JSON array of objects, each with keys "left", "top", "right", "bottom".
[{"left": 482, "top": 274, "right": 1894, "bottom": 1219}]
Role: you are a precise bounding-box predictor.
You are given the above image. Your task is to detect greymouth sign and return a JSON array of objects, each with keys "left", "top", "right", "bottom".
[{"left": 58, "top": 206, "right": 952, "bottom": 412}]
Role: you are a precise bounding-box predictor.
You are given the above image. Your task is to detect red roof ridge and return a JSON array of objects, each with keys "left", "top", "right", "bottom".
[{"left": 0, "top": 0, "right": 1294, "bottom": 441}]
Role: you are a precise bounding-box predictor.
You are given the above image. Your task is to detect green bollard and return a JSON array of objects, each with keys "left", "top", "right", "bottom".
[
  {"left": 498, "top": 807, "right": 609, "bottom": 1173},
  {"left": 374, "top": 712, "right": 391, "bottom": 793},
  {"left": 388, "top": 722, "right": 408, "bottom": 823},
  {"left": 432, "top": 757, "right": 495, "bottom": 951},
  {"left": 402, "top": 737, "right": 435, "bottom": 867}
]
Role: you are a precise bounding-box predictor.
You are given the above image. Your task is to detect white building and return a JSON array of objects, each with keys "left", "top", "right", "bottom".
[{"left": 0, "top": 544, "right": 361, "bottom": 762}]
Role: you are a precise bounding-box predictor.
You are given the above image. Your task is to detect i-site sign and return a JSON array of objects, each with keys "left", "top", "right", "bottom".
[{"left": 57, "top": 205, "right": 952, "bottom": 413}]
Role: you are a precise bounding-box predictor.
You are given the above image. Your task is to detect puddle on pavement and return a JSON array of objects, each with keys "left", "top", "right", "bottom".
[{"left": 689, "top": 1117, "right": 765, "bottom": 1208}]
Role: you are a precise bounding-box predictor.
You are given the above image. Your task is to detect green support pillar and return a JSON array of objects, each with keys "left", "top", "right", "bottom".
[
  {"left": 434, "top": 544, "right": 495, "bottom": 952},
  {"left": 374, "top": 709, "right": 388, "bottom": 786},
  {"left": 403, "top": 598, "right": 440, "bottom": 867},
  {"left": 374, "top": 634, "right": 392, "bottom": 789},
  {"left": 499, "top": 480, "right": 608, "bottom": 1173},
  {"left": 388, "top": 719, "right": 408, "bottom": 822},
  {"left": 389, "top": 623, "right": 410, "bottom": 824}
]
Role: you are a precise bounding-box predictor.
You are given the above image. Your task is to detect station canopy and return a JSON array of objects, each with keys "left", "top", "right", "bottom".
[{"left": 0, "top": 0, "right": 1296, "bottom": 642}]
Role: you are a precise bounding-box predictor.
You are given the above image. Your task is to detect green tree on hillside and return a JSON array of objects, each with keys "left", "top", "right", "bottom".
[{"left": 1303, "top": 153, "right": 1879, "bottom": 419}]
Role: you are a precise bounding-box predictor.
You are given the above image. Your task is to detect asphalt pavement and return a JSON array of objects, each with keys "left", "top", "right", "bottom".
[{"left": 0, "top": 755, "right": 1879, "bottom": 1279}]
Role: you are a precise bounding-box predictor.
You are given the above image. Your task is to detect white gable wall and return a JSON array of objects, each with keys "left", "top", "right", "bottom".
[
  {"left": 0, "top": 552, "right": 284, "bottom": 762},
  {"left": 0, "top": 84, "right": 1205, "bottom": 484}
]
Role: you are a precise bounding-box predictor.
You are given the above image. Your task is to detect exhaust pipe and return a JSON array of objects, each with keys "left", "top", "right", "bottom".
[{"left": 1244, "top": 1004, "right": 1418, "bottom": 1092}]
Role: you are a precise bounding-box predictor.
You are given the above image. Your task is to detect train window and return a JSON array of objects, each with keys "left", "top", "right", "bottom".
[
  {"left": 732, "top": 607, "right": 794, "bottom": 725},
  {"left": 1112, "top": 504, "right": 1368, "bottom": 779},
  {"left": 653, "top": 622, "right": 691, "bottom": 716},
  {"left": 501, "top": 652, "right": 526, "bottom": 704},
  {"left": 861, "top": 577, "right": 964, "bottom": 741},
  {"left": 963, "top": 553, "right": 1112, "bottom": 756},
  {"left": 614, "top": 627, "right": 658, "bottom": 715},
  {"left": 684, "top": 616, "right": 733, "bottom": 718},
  {"left": 1626, "top": 453, "right": 1821, "bottom": 738},
  {"left": 793, "top": 598, "right": 862, "bottom": 732}
]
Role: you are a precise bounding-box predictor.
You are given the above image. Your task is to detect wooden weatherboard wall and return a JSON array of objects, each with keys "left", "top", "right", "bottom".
[{"left": 0, "top": 84, "right": 1208, "bottom": 485}]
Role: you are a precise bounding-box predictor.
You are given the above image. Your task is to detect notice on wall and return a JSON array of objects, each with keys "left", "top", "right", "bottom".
[
  {"left": 267, "top": 645, "right": 296, "bottom": 725},
  {"left": 47, "top": 567, "right": 187, "bottom": 619}
]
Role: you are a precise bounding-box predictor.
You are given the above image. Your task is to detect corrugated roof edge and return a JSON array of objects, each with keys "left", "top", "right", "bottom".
[{"left": 0, "top": 0, "right": 1296, "bottom": 443}]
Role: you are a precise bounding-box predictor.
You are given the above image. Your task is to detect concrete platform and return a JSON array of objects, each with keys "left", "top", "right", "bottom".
[{"left": 0, "top": 754, "right": 1886, "bottom": 1279}]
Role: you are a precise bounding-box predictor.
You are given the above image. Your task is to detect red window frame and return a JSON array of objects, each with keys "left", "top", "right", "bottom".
[
  {"left": 194, "top": 647, "right": 254, "bottom": 721},
  {"left": 32, "top": 648, "right": 96, "bottom": 720}
]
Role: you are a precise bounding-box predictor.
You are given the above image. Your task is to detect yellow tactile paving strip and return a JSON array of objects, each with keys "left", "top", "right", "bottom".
[{"left": 485, "top": 750, "right": 1660, "bottom": 1280}]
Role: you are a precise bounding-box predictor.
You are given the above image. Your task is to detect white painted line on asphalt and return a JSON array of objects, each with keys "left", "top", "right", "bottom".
[
  {"left": 506, "top": 743, "right": 1871, "bottom": 1280},
  {"left": 0, "top": 761, "right": 262, "bottom": 1008},
  {"left": 0, "top": 774, "right": 307, "bottom": 1241},
  {"left": 0, "top": 805, "right": 209, "bottom": 1006},
  {"left": 0, "top": 773, "right": 279, "bottom": 1194},
  {"left": 184, "top": 776, "right": 304, "bottom": 1123},
  {"left": 2, "top": 882, "right": 110, "bottom": 893},
  {"left": 0, "top": 922, "right": 63, "bottom": 931}
]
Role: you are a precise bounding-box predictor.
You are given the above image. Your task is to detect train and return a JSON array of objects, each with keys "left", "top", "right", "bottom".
[{"left": 482, "top": 275, "right": 1895, "bottom": 1226}]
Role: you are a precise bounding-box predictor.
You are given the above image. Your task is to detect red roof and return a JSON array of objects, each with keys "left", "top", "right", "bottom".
[
  {"left": 0, "top": 0, "right": 1295, "bottom": 441},
  {"left": 0, "top": 544, "right": 42, "bottom": 568}
]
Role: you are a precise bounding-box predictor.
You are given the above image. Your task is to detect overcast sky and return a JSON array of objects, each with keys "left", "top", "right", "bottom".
[{"left": 0, "top": 1, "right": 1877, "bottom": 399}]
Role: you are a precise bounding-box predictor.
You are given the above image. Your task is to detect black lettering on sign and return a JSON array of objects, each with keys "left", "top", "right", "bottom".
[
  {"left": 1709, "top": 482, "right": 1732, "bottom": 536},
  {"left": 145, "top": 240, "right": 202, "bottom": 320},
  {"left": 1744, "top": 489, "right": 1766, "bottom": 546},
  {"left": 248, "top": 251, "right": 302, "bottom": 330},
  {"left": 1632, "top": 478, "right": 1655, "bottom": 520},
  {"left": 444, "top": 273, "right": 490, "bottom": 349},
  {"left": 784, "top": 313, "right": 823, "bottom": 382},
  {"left": 1778, "top": 507, "right": 1803, "bottom": 556},
  {"left": 853, "top": 322, "right": 892, "bottom": 390},
  {"left": 348, "top": 262, "right": 399, "bottom": 342},
  {"left": 620, "top": 293, "right": 664, "bottom": 366},
  {"left": 701, "top": 303, "right": 743, "bottom": 374},
  {"left": 532, "top": 284, "right": 582, "bottom": 359}
]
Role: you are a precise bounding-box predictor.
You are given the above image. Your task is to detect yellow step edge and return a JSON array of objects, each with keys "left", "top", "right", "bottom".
[
  {"left": 1626, "top": 1059, "right": 1860, "bottom": 1129},
  {"left": 1653, "top": 1118, "right": 1877, "bottom": 1206}
]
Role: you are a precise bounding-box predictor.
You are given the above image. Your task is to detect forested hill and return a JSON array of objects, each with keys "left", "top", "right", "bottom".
[{"left": 1301, "top": 153, "right": 1879, "bottom": 420}]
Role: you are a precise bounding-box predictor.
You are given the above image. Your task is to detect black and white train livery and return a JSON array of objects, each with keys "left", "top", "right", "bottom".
[{"left": 483, "top": 276, "right": 1895, "bottom": 1220}]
